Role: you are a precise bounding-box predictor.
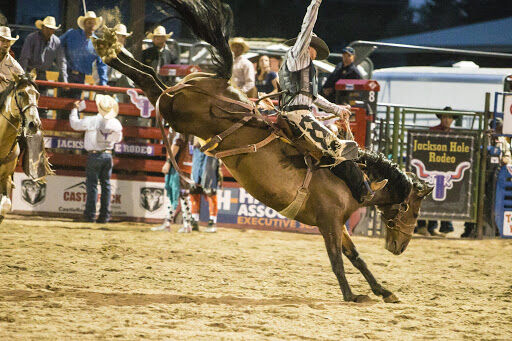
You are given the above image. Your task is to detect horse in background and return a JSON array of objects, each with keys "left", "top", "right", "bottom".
[
  {"left": 93, "top": 0, "right": 432, "bottom": 303},
  {"left": 0, "top": 73, "right": 53, "bottom": 223}
]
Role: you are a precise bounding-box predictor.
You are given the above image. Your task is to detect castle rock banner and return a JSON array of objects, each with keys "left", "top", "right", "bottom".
[{"left": 407, "top": 130, "right": 477, "bottom": 220}]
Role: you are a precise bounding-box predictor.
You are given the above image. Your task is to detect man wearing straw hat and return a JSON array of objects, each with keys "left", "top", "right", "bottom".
[
  {"left": 229, "top": 37, "right": 255, "bottom": 97},
  {"left": 142, "top": 25, "right": 179, "bottom": 84},
  {"left": 0, "top": 26, "right": 24, "bottom": 92},
  {"left": 19, "top": 16, "right": 66, "bottom": 83},
  {"left": 107, "top": 24, "right": 134, "bottom": 89},
  {"left": 70, "top": 94, "right": 123, "bottom": 223},
  {"left": 60, "top": 10, "right": 108, "bottom": 98}
]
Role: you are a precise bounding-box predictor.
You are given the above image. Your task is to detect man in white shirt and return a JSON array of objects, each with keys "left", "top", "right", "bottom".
[
  {"left": 229, "top": 37, "right": 256, "bottom": 97},
  {"left": 279, "top": 0, "right": 386, "bottom": 204},
  {"left": 70, "top": 94, "right": 123, "bottom": 223},
  {"left": 0, "top": 26, "right": 24, "bottom": 92}
]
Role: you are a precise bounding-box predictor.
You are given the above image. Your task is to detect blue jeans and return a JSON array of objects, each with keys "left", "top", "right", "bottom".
[
  {"left": 85, "top": 152, "right": 113, "bottom": 221},
  {"left": 191, "top": 148, "right": 219, "bottom": 190},
  {"left": 164, "top": 168, "right": 180, "bottom": 211}
]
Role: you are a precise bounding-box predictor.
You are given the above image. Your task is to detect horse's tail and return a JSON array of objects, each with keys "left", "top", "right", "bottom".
[{"left": 162, "top": 0, "right": 233, "bottom": 79}]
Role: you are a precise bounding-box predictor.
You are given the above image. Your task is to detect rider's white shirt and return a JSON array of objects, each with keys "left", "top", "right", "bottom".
[
  {"left": 69, "top": 109, "right": 123, "bottom": 151},
  {"left": 0, "top": 53, "right": 24, "bottom": 92}
]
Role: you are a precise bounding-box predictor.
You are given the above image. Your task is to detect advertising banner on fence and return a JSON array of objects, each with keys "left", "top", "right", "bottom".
[
  {"left": 12, "top": 173, "right": 169, "bottom": 220},
  {"left": 407, "top": 130, "right": 477, "bottom": 220},
  {"left": 11, "top": 174, "right": 318, "bottom": 233}
]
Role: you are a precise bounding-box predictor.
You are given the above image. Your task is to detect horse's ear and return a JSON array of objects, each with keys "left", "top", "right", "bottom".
[
  {"left": 29, "top": 69, "right": 37, "bottom": 81},
  {"left": 417, "top": 185, "right": 434, "bottom": 198}
]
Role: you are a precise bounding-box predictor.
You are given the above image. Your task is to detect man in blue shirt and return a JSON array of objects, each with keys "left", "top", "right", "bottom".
[{"left": 60, "top": 11, "right": 107, "bottom": 101}]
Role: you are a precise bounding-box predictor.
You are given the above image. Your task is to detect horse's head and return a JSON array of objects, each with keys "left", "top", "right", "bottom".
[
  {"left": 11, "top": 72, "right": 41, "bottom": 136},
  {"left": 379, "top": 173, "right": 433, "bottom": 255}
]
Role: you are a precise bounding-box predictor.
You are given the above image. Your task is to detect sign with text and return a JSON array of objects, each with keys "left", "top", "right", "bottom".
[
  {"left": 12, "top": 173, "right": 169, "bottom": 220},
  {"left": 407, "top": 130, "right": 477, "bottom": 220},
  {"left": 43, "top": 137, "right": 155, "bottom": 156},
  {"left": 11, "top": 174, "right": 318, "bottom": 233},
  {"left": 198, "top": 185, "right": 318, "bottom": 233}
]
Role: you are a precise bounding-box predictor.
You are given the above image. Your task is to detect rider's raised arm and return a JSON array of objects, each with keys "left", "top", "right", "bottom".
[{"left": 287, "top": 0, "right": 322, "bottom": 71}]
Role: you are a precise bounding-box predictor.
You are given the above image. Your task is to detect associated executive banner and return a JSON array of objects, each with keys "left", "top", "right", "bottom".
[{"left": 407, "top": 130, "right": 477, "bottom": 220}]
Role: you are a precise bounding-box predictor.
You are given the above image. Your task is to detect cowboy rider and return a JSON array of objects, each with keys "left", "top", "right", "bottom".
[
  {"left": 279, "top": 0, "right": 386, "bottom": 203},
  {"left": 0, "top": 26, "right": 24, "bottom": 92}
]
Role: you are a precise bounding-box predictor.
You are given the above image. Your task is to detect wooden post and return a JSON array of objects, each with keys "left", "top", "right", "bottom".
[
  {"left": 63, "top": 0, "right": 81, "bottom": 31},
  {"left": 129, "top": 0, "right": 146, "bottom": 60},
  {"left": 477, "top": 93, "right": 491, "bottom": 239},
  {"left": 392, "top": 106, "right": 400, "bottom": 164}
]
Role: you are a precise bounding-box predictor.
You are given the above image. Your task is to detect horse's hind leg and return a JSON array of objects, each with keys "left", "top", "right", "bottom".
[
  {"left": 117, "top": 50, "right": 167, "bottom": 90},
  {"left": 319, "top": 222, "right": 370, "bottom": 302},
  {"left": 341, "top": 225, "right": 399, "bottom": 303}
]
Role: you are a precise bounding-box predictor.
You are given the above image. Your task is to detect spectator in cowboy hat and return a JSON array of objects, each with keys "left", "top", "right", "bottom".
[
  {"left": 141, "top": 25, "right": 179, "bottom": 84},
  {"left": 19, "top": 16, "right": 66, "bottom": 82},
  {"left": 321, "top": 46, "right": 362, "bottom": 102},
  {"left": 0, "top": 26, "right": 23, "bottom": 92},
  {"left": 69, "top": 94, "right": 123, "bottom": 223},
  {"left": 59, "top": 11, "right": 108, "bottom": 102},
  {"left": 108, "top": 24, "right": 134, "bottom": 89},
  {"left": 230, "top": 37, "right": 256, "bottom": 97},
  {"left": 19, "top": 16, "right": 66, "bottom": 118}
]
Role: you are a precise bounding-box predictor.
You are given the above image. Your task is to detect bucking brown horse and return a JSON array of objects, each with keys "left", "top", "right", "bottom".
[{"left": 93, "top": 0, "right": 432, "bottom": 303}]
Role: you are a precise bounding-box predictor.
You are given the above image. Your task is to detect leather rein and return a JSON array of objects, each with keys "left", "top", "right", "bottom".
[{"left": 155, "top": 82, "right": 280, "bottom": 183}]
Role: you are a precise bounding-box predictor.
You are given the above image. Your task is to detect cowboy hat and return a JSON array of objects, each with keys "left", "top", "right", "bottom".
[
  {"left": 284, "top": 33, "right": 330, "bottom": 60},
  {"left": 35, "top": 16, "right": 61, "bottom": 30},
  {"left": 95, "top": 94, "right": 119, "bottom": 119},
  {"left": 0, "top": 26, "right": 19, "bottom": 44},
  {"left": 147, "top": 26, "right": 173, "bottom": 39},
  {"left": 229, "top": 37, "right": 250, "bottom": 54},
  {"left": 114, "top": 24, "right": 132, "bottom": 37},
  {"left": 77, "top": 11, "right": 103, "bottom": 31},
  {"left": 436, "top": 106, "right": 459, "bottom": 119}
]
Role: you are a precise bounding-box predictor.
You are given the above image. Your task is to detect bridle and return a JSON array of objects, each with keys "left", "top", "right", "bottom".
[
  {"left": 0, "top": 81, "right": 38, "bottom": 134},
  {"left": 381, "top": 202, "right": 415, "bottom": 237},
  {"left": 0, "top": 80, "right": 39, "bottom": 165}
]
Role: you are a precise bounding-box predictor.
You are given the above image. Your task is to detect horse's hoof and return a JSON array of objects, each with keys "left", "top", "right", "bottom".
[
  {"left": 383, "top": 293, "right": 400, "bottom": 303},
  {"left": 353, "top": 295, "right": 373, "bottom": 303}
]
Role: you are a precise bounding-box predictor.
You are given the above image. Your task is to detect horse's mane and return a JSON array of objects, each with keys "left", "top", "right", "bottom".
[
  {"left": 160, "top": 0, "right": 233, "bottom": 79},
  {"left": 357, "top": 149, "right": 413, "bottom": 203},
  {"left": 0, "top": 75, "right": 37, "bottom": 111}
]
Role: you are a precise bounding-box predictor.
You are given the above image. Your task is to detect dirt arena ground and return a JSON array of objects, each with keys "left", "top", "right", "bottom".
[{"left": 1, "top": 217, "right": 511, "bottom": 340}]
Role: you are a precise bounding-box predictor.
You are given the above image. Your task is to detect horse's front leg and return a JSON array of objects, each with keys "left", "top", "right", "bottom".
[
  {"left": 319, "top": 223, "right": 369, "bottom": 303},
  {"left": 0, "top": 174, "right": 13, "bottom": 224},
  {"left": 341, "top": 225, "right": 400, "bottom": 303}
]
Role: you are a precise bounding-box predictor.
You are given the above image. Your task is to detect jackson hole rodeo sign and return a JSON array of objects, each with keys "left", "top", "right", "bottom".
[{"left": 407, "top": 130, "right": 477, "bottom": 221}]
